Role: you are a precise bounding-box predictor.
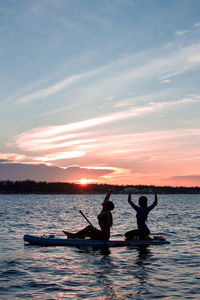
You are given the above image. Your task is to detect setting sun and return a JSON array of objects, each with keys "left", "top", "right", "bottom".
[{"left": 79, "top": 179, "right": 92, "bottom": 185}]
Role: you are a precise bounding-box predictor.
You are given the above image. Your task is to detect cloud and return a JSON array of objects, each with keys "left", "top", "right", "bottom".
[
  {"left": 193, "top": 22, "right": 200, "bottom": 28},
  {"left": 14, "top": 104, "right": 155, "bottom": 152},
  {"left": 2, "top": 125, "right": 200, "bottom": 185},
  {"left": 0, "top": 151, "right": 85, "bottom": 166},
  {"left": 0, "top": 163, "right": 114, "bottom": 182},
  {"left": 105, "top": 96, "right": 114, "bottom": 101},
  {"left": 34, "top": 151, "right": 85, "bottom": 162},
  {"left": 14, "top": 64, "right": 109, "bottom": 105},
  {"left": 0, "top": 153, "right": 29, "bottom": 162},
  {"left": 3, "top": 95, "right": 199, "bottom": 186},
  {"left": 13, "top": 97, "right": 199, "bottom": 153},
  {"left": 9, "top": 34, "right": 200, "bottom": 109},
  {"left": 175, "top": 30, "right": 189, "bottom": 36},
  {"left": 161, "top": 79, "right": 171, "bottom": 84},
  {"left": 17, "top": 74, "right": 86, "bottom": 104},
  {"left": 168, "top": 175, "right": 200, "bottom": 186}
]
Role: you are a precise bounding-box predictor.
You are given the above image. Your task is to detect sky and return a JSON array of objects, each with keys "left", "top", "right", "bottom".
[{"left": 0, "top": 0, "right": 200, "bottom": 187}]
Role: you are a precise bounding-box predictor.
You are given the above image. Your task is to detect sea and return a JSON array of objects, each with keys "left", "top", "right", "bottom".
[{"left": 0, "top": 193, "right": 199, "bottom": 299}]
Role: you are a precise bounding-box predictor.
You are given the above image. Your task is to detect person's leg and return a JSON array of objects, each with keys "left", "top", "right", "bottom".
[
  {"left": 63, "top": 230, "right": 75, "bottom": 238},
  {"left": 75, "top": 225, "right": 102, "bottom": 239},
  {"left": 139, "top": 228, "right": 150, "bottom": 240},
  {"left": 125, "top": 229, "right": 139, "bottom": 240},
  {"left": 63, "top": 225, "right": 100, "bottom": 239}
]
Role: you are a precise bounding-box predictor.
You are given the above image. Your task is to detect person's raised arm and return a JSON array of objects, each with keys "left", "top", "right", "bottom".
[
  {"left": 103, "top": 190, "right": 113, "bottom": 203},
  {"left": 128, "top": 192, "right": 139, "bottom": 211},
  {"left": 128, "top": 192, "right": 133, "bottom": 205},
  {"left": 151, "top": 187, "right": 158, "bottom": 206}
]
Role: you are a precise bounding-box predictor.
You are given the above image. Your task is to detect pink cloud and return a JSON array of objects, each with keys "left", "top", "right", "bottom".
[
  {"left": 0, "top": 153, "right": 30, "bottom": 162},
  {"left": 14, "top": 98, "right": 197, "bottom": 153},
  {"left": 35, "top": 151, "right": 85, "bottom": 161},
  {"left": 4, "top": 126, "right": 200, "bottom": 186},
  {"left": 13, "top": 104, "right": 156, "bottom": 152}
]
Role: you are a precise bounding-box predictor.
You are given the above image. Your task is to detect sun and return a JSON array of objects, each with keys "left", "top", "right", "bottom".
[{"left": 79, "top": 179, "right": 92, "bottom": 185}]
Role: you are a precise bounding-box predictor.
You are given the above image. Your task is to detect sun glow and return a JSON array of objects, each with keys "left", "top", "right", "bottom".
[{"left": 79, "top": 179, "right": 93, "bottom": 185}]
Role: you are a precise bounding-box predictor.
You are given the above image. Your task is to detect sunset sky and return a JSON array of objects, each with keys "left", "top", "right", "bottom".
[{"left": 0, "top": 0, "right": 200, "bottom": 187}]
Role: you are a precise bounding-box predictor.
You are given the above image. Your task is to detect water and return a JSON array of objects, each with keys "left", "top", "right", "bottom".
[{"left": 0, "top": 194, "right": 199, "bottom": 299}]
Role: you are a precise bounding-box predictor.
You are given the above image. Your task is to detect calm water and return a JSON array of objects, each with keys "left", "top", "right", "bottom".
[{"left": 0, "top": 194, "right": 199, "bottom": 299}]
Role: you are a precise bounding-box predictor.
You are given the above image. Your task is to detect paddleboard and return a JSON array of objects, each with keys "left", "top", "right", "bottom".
[{"left": 23, "top": 234, "right": 170, "bottom": 247}]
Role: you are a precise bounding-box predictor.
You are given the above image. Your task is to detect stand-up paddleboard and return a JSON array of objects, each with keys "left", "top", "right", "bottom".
[{"left": 23, "top": 234, "right": 170, "bottom": 247}]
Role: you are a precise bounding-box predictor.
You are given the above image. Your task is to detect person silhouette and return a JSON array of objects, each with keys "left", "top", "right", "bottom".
[
  {"left": 63, "top": 191, "right": 114, "bottom": 240},
  {"left": 125, "top": 188, "right": 158, "bottom": 240}
]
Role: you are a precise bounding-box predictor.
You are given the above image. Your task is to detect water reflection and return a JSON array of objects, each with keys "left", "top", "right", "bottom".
[
  {"left": 126, "top": 246, "right": 152, "bottom": 298},
  {"left": 136, "top": 246, "right": 152, "bottom": 264},
  {"left": 77, "top": 246, "right": 120, "bottom": 299},
  {"left": 77, "top": 245, "right": 111, "bottom": 256},
  {"left": 135, "top": 246, "right": 152, "bottom": 281},
  {"left": 78, "top": 245, "right": 153, "bottom": 299},
  {"left": 93, "top": 252, "right": 118, "bottom": 299}
]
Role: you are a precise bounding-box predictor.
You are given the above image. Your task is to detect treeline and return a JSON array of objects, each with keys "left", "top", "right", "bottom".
[
  {"left": 0, "top": 180, "right": 118, "bottom": 194},
  {"left": 0, "top": 180, "right": 200, "bottom": 194}
]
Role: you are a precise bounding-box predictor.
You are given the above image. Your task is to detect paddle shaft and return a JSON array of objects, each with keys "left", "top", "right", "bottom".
[{"left": 79, "top": 210, "right": 94, "bottom": 227}]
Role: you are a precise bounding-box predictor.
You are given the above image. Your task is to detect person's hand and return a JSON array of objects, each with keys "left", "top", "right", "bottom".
[
  {"left": 151, "top": 187, "right": 158, "bottom": 205},
  {"left": 128, "top": 192, "right": 132, "bottom": 204}
]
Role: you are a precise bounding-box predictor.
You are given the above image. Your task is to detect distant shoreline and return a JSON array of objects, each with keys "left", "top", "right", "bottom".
[{"left": 0, "top": 180, "right": 200, "bottom": 194}]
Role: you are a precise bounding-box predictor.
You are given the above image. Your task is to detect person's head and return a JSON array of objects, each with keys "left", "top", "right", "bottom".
[
  {"left": 138, "top": 196, "right": 148, "bottom": 208},
  {"left": 138, "top": 196, "right": 148, "bottom": 220},
  {"left": 102, "top": 201, "right": 115, "bottom": 211}
]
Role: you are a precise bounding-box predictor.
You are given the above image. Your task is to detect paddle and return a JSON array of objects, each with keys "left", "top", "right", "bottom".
[{"left": 79, "top": 210, "right": 94, "bottom": 227}]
